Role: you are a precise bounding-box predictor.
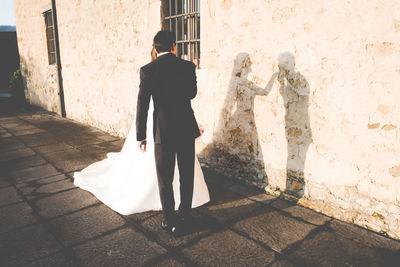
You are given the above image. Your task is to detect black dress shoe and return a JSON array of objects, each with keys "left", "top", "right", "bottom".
[{"left": 161, "top": 220, "right": 177, "bottom": 235}]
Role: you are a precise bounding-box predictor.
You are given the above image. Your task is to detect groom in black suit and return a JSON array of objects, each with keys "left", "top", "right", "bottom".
[{"left": 136, "top": 31, "right": 200, "bottom": 234}]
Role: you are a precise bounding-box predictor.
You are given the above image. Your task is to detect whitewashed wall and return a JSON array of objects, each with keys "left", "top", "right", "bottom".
[
  {"left": 195, "top": 0, "right": 400, "bottom": 239},
  {"left": 56, "top": 0, "right": 161, "bottom": 136},
  {"left": 14, "top": 0, "right": 60, "bottom": 113},
  {"left": 15, "top": 0, "right": 400, "bottom": 239}
]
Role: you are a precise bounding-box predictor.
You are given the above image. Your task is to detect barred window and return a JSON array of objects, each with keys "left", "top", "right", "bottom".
[
  {"left": 44, "top": 10, "right": 56, "bottom": 65},
  {"left": 164, "top": 0, "right": 200, "bottom": 67}
]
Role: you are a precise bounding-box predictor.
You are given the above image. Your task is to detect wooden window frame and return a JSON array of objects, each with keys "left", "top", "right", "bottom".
[{"left": 44, "top": 10, "right": 56, "bottom": 65}]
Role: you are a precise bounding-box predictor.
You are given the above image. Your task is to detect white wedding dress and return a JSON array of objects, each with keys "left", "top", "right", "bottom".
[{"left": 73, "top": 103, "right": 210, "bottom": 215}]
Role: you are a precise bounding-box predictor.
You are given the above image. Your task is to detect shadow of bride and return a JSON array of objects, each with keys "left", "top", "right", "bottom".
[
  {"left": 200, "top": 53, "right": 276, "bottom": 188},
  {"left": 276, "top": 52, "right": 312, "bottom": 198}
]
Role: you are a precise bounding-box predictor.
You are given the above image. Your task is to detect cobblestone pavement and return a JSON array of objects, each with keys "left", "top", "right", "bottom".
[{"left": 1, "top": 104, "right": 400, "bottom": 267}]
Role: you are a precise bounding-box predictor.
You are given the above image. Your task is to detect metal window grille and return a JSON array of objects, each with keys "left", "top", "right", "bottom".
[
  {"left": 164, "top": 0, "right": 200, "bottom": 67},
  {"left": 44, "top": 10, "right": 56, "bottom": 65}
]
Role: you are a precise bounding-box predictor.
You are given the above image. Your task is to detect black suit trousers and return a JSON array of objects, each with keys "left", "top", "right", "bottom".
[{"left": 154, "top": 138, "right": 195, "bottom": 222}]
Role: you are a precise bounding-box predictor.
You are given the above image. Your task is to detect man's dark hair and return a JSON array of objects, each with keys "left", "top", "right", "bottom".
[{"left": 153, "top": 30, "right": 175, "bottom": 53}]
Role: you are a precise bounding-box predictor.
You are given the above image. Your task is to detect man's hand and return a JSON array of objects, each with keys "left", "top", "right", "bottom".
[{"left": 139, "top": 140, "right": 147, "bottom": 152}]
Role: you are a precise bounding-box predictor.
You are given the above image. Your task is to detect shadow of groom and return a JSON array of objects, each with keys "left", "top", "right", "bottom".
[{"left": 276, "top": 52, "right": 312, "bottom": 199}]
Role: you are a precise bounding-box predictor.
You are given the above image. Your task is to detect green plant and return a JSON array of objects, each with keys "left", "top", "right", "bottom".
[{"left": 9, "top": 68, "right": 23, "bottom": 91}]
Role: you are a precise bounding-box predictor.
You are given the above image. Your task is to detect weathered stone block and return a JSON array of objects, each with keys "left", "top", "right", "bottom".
[
  {"left": 73, "top": 227, "right": 166, "bottom": 266},
  {"left": 182, "top": 230, "right": 276, "bottom": 266},
  {"left": 49, "top": 205, "right": 125, "bottom": 246}
]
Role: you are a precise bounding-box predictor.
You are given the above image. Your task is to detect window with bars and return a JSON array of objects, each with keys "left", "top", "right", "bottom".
[
  {"left": 164, "top": 0, "right": 200, "bottom": 67},
  {"left": 44, "top": 10, "right": 56, "bottom": 65}
]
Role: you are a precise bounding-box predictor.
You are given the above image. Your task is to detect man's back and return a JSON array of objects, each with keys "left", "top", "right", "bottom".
[{"left": 136, "top": 53, "right": 200, "bottom": 144}]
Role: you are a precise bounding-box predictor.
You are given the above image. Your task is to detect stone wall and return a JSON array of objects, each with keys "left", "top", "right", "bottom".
[
  {"left": 14, "top": 0, "right": 400, "bottom": 239},
  {"left": 194, "top": 0, "right": 400, "bottom": 240},
  {"left": 14, "top": 0, "right": 60, "bottom": 113},
  {"left": 55, "top": 0, "right": 161, "bottom": 135}
]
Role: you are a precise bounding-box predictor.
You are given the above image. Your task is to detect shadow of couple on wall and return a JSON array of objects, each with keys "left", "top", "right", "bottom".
[{"left": 200, "top": 52, "right": 312, "bottom": 199}]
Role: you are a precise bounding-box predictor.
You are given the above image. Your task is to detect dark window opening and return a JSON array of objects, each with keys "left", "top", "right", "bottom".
[{"left": 44, "top": 10, "right": 56, "bottom": 65}]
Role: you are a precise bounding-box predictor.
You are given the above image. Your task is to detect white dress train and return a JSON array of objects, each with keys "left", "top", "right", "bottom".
[{"left": 73, "top": 104, "right": 210, "bottom": 215}]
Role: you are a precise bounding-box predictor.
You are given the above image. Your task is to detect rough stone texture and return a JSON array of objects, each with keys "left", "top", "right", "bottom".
[
  {"left": 197, "top": 186, "right": 263, "bottom": 223},
  {"left": 34, "top": 142, "right": 74, "bottom": 154},
  {"left": 23, "top": 252, "right": 76, "bottom": 267},
  {"left": 13, "top": 0, "right": 400, "bottom": 240},
  {"left": 49, "top": 205, "right": 125, "bottom": 246},
  {"left": 0, "top": 137, "right": 26, "bottom": 152},
  {"left": 195, "top": 0, "right": 400, "bottom": 240},
  {"left": 10, "top": 163, "right": 60, "bottom": 183},
  {"left": 0, "top": 186, "right": 23, "bottom": 205},
  {"left": 12, "top": 1, "right": 60, "bottom": 114},
  {"left": 140, "top": 210, "right": 216, "bottom": 248},
  {"left": 271, "top": 198, "right": 331, "bottom": 226},
  {"left": 233, "top": 207, "right": 317, "bottom": 253},
  {"left": 16, "top": 174, "right": 75, "bottom": 200},
  {"left": 35, "top": 188, "right": 98, "bottom": 219},
  {"left": 0, "top": 224, "right": 61, "bottom": 266},
  {"left": 73, "top": 227, "right": 166, "bottom": 267},
  {"left": 0, "top": 154, "right": 47, "bottom": 171},
  {"left": 1, "top": 108, "right": 400, "bottom": 266},
  {"left": 150, "top": 257, "right": 186, "bottom": 267},
  {"left": 0, "top": 147, "right": 36, "bottom": 162},
  {"left": 0, "top": 202, "right": 37, "bottom": 234},
  {"left": 17, "top": 132, "right": 59, "bottom": 147},
  {"left": 15, "top": 0, "right": 161, "bottom": 135},
  {"left": 285, "top": 230, "right": 400, "bottom": 266},
  {"left": 182, "top": 230, "right": 276, "bottom": 266}
]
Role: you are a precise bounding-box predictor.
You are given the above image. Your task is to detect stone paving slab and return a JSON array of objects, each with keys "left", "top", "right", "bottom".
[
  {"left": 52, "top": 157, "right": 100, "bottom": 173},
  {"left": 0, "top": 154, "right": 47, "bottom": 171},
  {"left": 0, "top": 201, "right": 37, "bottom": 234},
  {"left": 329, "top": 219, "right": 400, "bottom": 250},
  {"left": 0, "top": 137, "right": 26, "bottom": 151},
  {"left": 182, "top": 229, "right": 277, "bottom": 266},
  {"left": 283, "top": 228, "right": 398, "bottom": 266},
  {"left": 233, "top": 206, "right": 318, "bottom": 253},
  {"left": 150, "top": 256, "right": 186, "bottom": 267},
  {"left": 60, "top": 135, "right": 106, "bottom": 147},
  {"left": 0, "top": 224, "right": 62, "bottom": 266},
  {"left": 227, "top": 179, "right": 277, "bottom": 204},
  {"left": 13, "top": 127, "right": 46, "bottom": 136},
  {"left": 35, "top": 188, "right": 99, "bottom": 219},
  {"left": 77, "top": 142, "right": 122, "bottom": 158},
  {"left": 16, "top": 174, "right": 75, "bottom": 200},
  {"left": 197, "top": 181, "right": 264, "bottom": 223},
  {"left": 139, "top": 209, "right": 217, "bottom": 248},
  {"left": 0, "top": 131, "right": 11, "bottom": 137},
  {"left": 1, "top": 121, "right": 37, "bottom": 131},
  {"left": 0, "top": 177, "right": 10, "bottom": 188},
  {"left": 10, "top": 163, "right": 60, "bottom": 183},
  {"left": 73, "top": 227, "right": 167, "bottom": 266},
  {"left": 33, "top": 142, "right": 75, "bottom": 154},
  {"left": 49, "top": 205, "right": 126, "bottom": 246},
  {"left": 0, "top": 147, "right": 36, "bottom": 162},
  {"left": 17, "top": 132, "right": 60, "bottom": 147},
  {"left": 0, "top": 185, "right": 23, "bottom": 205},
  {"left": 1, "top": 106, "right": 400, "bottom": 266},
  {"left": 24, "top": 251, "right": 76, "bottom": 267},
  {"left": 271, "top": 198, "right": 331, "bottom": 226},
  {"left": 198, "top": 193, "right": 263, "bottom": 223},
  {"left": 41, "top": 148, "right": 88, "bottom": 161}
]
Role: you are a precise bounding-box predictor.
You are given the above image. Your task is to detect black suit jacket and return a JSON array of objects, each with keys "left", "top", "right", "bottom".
[{"left": 136, "top": 53, "right": 200, "bottom": 144}]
